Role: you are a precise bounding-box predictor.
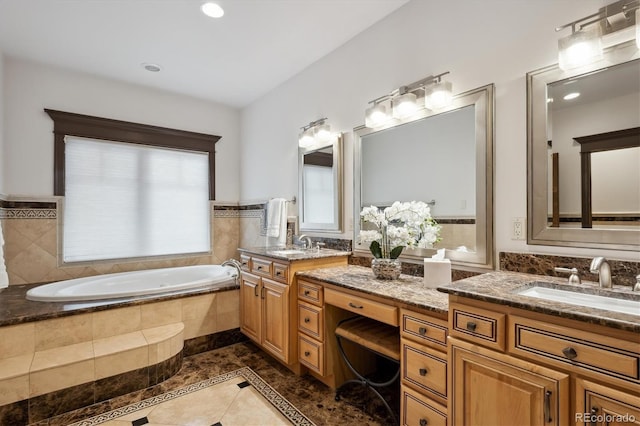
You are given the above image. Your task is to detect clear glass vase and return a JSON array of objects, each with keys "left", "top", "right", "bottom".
[{"left": 371, "top": 258, "right": 402, "bottom": 280}]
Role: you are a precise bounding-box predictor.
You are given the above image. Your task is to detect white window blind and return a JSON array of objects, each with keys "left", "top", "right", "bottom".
[{"left": 63, "top": 136, "right": 210, "bottom": 263}]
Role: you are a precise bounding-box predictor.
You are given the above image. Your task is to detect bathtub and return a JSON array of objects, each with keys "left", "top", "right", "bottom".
[{"left": 26, "top": 264, "right": 239, "bottom": 302}]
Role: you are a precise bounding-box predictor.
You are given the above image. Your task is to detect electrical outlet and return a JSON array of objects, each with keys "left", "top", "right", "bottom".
[{"left": 512, "top": 217, "right": 526, "bottom": 240}]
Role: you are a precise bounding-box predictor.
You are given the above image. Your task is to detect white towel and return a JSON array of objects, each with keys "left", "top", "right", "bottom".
[
  {"left": 0, "top": 223, "right": 8, "bottom": 288},
  {"left": 266, "top": 198, "right": 288, "bottom": 246}
]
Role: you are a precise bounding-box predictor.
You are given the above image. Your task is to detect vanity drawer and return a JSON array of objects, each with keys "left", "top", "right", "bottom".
[
  {"left": 298, "top": 301, "right": 323, "bottom": 340},
  {"left": 509, "top": 316, "right": 640, "bottom": 383},
  {"left": 325, "top": 288, "right": 398, "bottom": 326},
  {"left": 298, "top": 280, "right": 323, "bottom": 306},
  {"left": 401, "top": 384, "right": 448, "bottom": 426},
  {"left": 449, "top": 303, "right": 505, "bottom": 351},
  {"left": 402, "top": 338, "right": 447, "bottom": 400},
  {"left": 298, "top": 334, "right": 324, "bottom": 375},
  {"left": 240, "top": 254, "right": 251, "bottom": 272},
  {"left": 401, "top": 309, "right": 448, "bottom": 350},
  {"left": 250, "top": 257, "right": 272, "bottom": 277},
  {"left": 273, "top": 262, "right": 289, "bottom": 283}
]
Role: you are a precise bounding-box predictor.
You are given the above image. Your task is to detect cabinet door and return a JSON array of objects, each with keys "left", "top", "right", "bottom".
[
  {"left": 262, "top": 278, "right": 289, "bottom": 362},
  {"left": 450, "top": 338, "right": 569, "bottom": 426},
  {"left": 240, "top": 273, "right": 262, "bottom": 344},
  {"left": 575, "top": 378, "right": 640, "bottom": 426}
]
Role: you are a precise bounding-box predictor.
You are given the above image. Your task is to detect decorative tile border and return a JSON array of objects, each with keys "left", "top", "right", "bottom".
[
  {"left": 0, "top": 200, "right": 58, "bottom": 219},
  {"left": 68, "top": 367, "right": 315, "bottom": 426}
]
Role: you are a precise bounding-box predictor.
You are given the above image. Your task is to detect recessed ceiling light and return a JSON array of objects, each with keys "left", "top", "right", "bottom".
[
  {"left": 141, "top": 63, "right": 162, "bottom": 72},
  {"left": 563, "top": 92, "right": 580, "bottom": 100},
  {"left": 201, "top": 2, "right": 224, "bottom": 18}
]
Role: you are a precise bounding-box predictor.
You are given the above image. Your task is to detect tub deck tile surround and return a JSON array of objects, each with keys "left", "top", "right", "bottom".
[{"left": 0, "top": 280, "right": 239, "bottom": 327}]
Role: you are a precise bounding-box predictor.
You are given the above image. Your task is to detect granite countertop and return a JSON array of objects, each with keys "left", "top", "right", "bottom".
[
  {"left": 296, "top": 265, "right": 448, "bottom": 315},
  {"left": 439, "top": 271, "right": 640, "bottom": 333},
  {"left": 238, "top": 246, "right": 351, "bottom": 262}
]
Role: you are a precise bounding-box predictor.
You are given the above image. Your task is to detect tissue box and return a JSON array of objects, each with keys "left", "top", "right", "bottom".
[{"left": 423, "top": 258, "right": 451, "bottom": 288}]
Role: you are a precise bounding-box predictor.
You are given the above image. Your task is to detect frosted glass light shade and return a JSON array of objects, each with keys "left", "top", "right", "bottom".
[
  {"left": 425, "top": 80, "right": 453, "bottom": 110},
  {"left": 315, "top": 123, "right": 332, "bottom": 142},
  {"left": 392, "top": 92, "right": 418, "bottom": 119},
  {"left": 558, "top": 26, "right": 603, "bottom": 70},
  {"left": 365, "top": 103, "right": 389, "bottom": 128},
  {"left": 298, "top": 128, "right": 316, "bottom": 148}
]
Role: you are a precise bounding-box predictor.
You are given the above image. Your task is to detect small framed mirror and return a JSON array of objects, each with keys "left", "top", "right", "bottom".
[
  {"left": 527, "top": 40, "right": 639, "bottom": 251},
  {"left": 298, "top": 134, "right": 343, "bottom": 232}
]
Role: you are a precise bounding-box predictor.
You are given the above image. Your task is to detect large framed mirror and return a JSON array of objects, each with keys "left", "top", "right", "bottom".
[
  {"left": 527, "top": 40, "right": 639, "bottom": 251},
  {"left": 354, "top": 84, "right": 494, "bottom": 270},
  {"left": 298, "top": 134, "right": 343, "bottom": 232}
]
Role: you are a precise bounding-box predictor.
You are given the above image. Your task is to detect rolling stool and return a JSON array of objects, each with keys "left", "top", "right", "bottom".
[{"left": 334, "top": 316, "right": 400, "bottom": 425}]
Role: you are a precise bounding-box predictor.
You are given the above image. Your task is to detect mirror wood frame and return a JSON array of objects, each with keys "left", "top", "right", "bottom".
[
  {"left": 353, "top": 84, "right": 495, "bottom": 271},
  {"left": 298, "top": 134, "right": 343, "bottom": 233},
  {"left": 527, "top": 41, "right": 640, "bottom": 251}
]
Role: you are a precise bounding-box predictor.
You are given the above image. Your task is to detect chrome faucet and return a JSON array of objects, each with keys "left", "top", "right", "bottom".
[
  {"left": 633, "top": 275, "right": 640, "bottom": 292},
  {"left": 589, "top": 257, "right": 612, "bottom": 288},
  {"left": 222, "top": 258, "right": 242, "bottom": 283},
  {"left": 297, "top": 234, "right": 313, "bottom": 249}
]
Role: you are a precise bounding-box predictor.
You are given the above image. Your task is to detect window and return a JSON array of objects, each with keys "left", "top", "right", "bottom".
[{"left": 46, "top": 109, "right": 220, "bottom": 263}]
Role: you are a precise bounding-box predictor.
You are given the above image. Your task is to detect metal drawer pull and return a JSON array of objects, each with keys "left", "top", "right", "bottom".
[
  {"left": 544, "top": 390, "right": 552, "bottom": 423},
  {"left": 418, "top": 327, "right": 427, "bottom": 335},
  {"left": 466, "top": 321, "right": 477, "bottom": 332},
  {"left": 562, "top": 347, "right": 577, "bottom": 360},
  {"left": 419, "top": 368, "right": 428, "bottom": 376},
  {"left": 348, "top": 302, "right": 364, "bottom": 309},
  {"left": 304, "top": 351, "right": 310, "bottom": 357},
  {"left": 254, "top": 285, "right": 258, "bottom": 297},
  {"left": 304, "top": 290, "right": 310, "bottom": 296},
  {"left": 419, "top": 419, "right": 428, "bottom": 426},
  {"left": 304, "top": 317, "right": 310, "bottom": 323},
  {"left": 257, "top": 265, "right": 263, "bottom": 270},
  {"left": 276, "top": 271, "right": 282, "bottom": 276}
]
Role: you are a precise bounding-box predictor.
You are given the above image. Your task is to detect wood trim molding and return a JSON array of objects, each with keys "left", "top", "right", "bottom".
[{"left": 45, "top": 109, "right": 221, "bottom": 199}]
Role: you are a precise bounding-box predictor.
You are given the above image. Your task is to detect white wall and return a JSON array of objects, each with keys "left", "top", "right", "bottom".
[
  {"left": 3, "top": 57, "right": 240, "bottom": 201},
  {"left": 0, "top": 52, "right": 4, "bottom": 194},
  {"left": 240, "top": 0, "right": 639, "bottom": 262}
]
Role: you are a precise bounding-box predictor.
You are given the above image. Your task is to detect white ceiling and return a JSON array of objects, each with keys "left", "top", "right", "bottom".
[{"left": 0, "top": 0, "right": 409, "bottom": 108}]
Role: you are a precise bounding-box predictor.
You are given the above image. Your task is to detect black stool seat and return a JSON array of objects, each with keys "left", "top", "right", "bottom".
[{"left": 335, "top": 316, "right": 400, "bottom": 425}]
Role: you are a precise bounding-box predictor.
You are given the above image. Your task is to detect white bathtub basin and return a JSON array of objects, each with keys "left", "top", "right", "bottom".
[{"left": 516, "top": 285, "right": 640, "bottom": 316}]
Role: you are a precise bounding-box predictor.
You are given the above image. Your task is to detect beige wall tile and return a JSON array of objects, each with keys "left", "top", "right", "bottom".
[
  {"left": 94, "top": 346, "right": 148, "bottom": 380},
  {"left": 29, "top": 359, "right": 94, "bottom": 397},
  {"left": 181, "top": 294, "right": 216, "bottom": 321},
  {"left": 141, "top": 299, "right": 182, "bottom": 329},
  {"left": 31, "top": 341, "right": 94, "bottom": 372},
  {"left": 92, "top": 306, "right": 141, "bottom": 339},
  {"left": 0, "top": 373, "right": 30, "bottom": 406},
  {"left": 216, "top": 290, "right": 240, "bottom": 332},
  {"left": 93, "top": 331, "right": 147, "bottom": 358},
  {"left": 0, "top": 354, "right": 32, "bottom": 380},
  {"left": 0, "top": 322, "right": 35, "bottom": 358},
  {"left": 34, "top": 313, "right": 93, "bottom": 351}
]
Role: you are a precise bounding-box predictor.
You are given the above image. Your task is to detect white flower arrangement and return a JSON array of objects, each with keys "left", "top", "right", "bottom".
[{"left": 359, "top": 201, "right": 442, "bottom": 259}]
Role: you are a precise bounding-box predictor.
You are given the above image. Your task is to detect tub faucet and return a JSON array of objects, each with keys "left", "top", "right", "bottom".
[
  {"left": 222, "top": 259, "right": 242, "bottom": 282},
  {"left": 589, "top": 257, "right": 612, "bottom": 288},
  {"left": 297, "top": 234, "right": 313, "bottom": 249}
]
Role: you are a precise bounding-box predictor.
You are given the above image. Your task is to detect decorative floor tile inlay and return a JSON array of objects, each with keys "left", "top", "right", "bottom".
[{"left": 68, "top": 367, "right": 315, "bottom": 426}]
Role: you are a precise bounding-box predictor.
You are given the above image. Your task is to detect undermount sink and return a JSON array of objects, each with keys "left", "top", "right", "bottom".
[{"left": 516, "top": 283, "right": 640, "bottom": 317}]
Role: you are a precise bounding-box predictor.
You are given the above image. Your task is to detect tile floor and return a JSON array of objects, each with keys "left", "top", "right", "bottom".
[{"left": 39, "top": 341, "right": 395, "bottom": 426}]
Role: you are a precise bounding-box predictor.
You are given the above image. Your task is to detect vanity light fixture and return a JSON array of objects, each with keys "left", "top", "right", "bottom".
[
  {"left": 363, "top": 71, "right": 452, "bottom": 128},
  {"left": 556, "top": 0, "right": 639, "bottom": 71},
  {"left": 298, "top": 118, "right": 333, "bottom": 148}
]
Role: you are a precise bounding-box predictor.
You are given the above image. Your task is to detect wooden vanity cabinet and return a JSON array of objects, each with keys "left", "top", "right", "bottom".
[
  {"left": 400, "top": 308, "right": 450, "bottom": 426},
  {"left": 239, "top": 252, "right": 347, "bottom": 373},
  {"left": 448, "top": 296, "right": 640, "bottom": 426}
]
